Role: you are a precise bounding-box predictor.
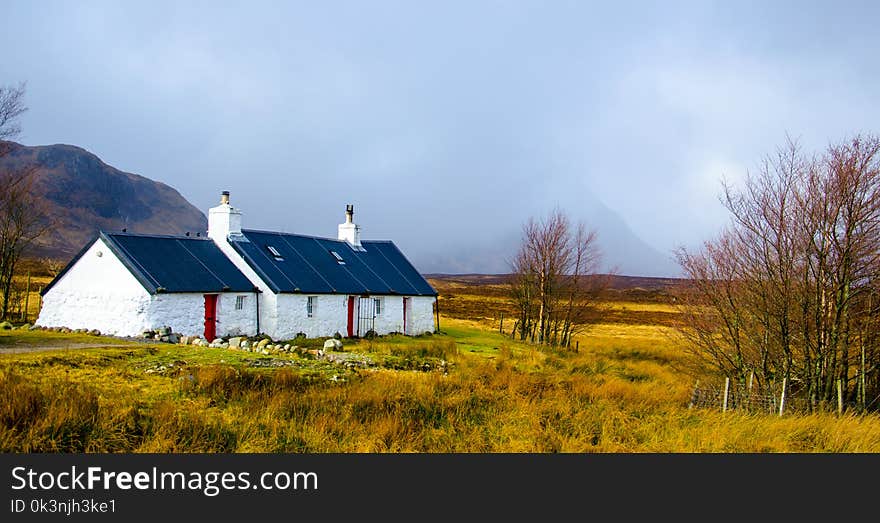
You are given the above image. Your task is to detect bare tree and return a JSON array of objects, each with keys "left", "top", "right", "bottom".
[
  {"left": 509, "top": 209, "right": 607, "bottom": 348},
  {"left": 39, "top": 256, "right": 65, "bottom": 278},
  {"left": 0, "top": 82, "right": 51, "bottom": 320},
  {"left": 676, "top": 134, "right": 880, "bottom": 411}
]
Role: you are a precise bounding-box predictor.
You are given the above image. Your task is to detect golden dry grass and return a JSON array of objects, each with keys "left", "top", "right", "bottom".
[{"left": 2, "top": 278, "right": 879, "bottom": 452}]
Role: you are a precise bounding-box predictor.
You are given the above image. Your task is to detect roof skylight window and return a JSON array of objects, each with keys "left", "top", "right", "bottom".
[
  {"left": 267, "top": 245, "right": 284, "bottom": 261},
  {"left": 330, "top": 250, "right": 346, "bottom": 264}
]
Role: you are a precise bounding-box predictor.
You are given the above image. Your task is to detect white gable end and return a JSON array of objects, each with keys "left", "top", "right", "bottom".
[{"left": 36, "top": 237, "right": 153, "bottom": 335}]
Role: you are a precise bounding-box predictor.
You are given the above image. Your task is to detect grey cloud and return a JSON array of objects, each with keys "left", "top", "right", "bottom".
[{"left": 3, "top": 1, "right": 879, "bottom": 276}]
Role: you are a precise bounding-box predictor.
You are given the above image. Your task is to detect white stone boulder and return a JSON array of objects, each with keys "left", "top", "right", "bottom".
[{"left": 323, "top": 339, "right": 343, "bottom": 351}]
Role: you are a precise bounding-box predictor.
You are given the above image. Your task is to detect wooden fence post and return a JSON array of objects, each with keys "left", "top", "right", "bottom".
[
  {"left": 575, "top": 341, "right": 579, "bottom": 353},
  {"left": 722, "top": 377, "right": 730, "bottom": 412},
  {"left": 22, "top": 271, "right": 31, "bottom": 322},
  {"left": 860, "top": 343, "right": 867, "bottom": 411},
  {"left": 837, "top": 379, "right": 843, "bottom": 415},
  {"left": 499, "top": 312, "right": 504, "bottom": 333},
  {"left": 778, "top": 378, "right": 787, "bottom": 416}
]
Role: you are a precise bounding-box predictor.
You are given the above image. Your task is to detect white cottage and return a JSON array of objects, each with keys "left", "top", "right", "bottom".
[{"left": 36, "top": 192, "right": 438, "bottom": 340}]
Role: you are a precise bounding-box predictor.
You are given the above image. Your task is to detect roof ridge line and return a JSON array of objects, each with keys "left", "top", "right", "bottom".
[
  {"left": 241, "top": 228, "right": 394, "bottom": 244},
  {"left": 106, "top": 231, "right": 208, "bottom": 240}
]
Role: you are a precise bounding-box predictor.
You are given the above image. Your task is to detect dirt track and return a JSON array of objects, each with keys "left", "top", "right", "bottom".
[{"left": 0, "top": 341, "right": 132, "bottom": 354}]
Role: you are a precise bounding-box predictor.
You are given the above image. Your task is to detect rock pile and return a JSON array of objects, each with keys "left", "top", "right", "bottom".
[
  {"left": 23, "top": 325, "right": 102, "bottom": 335},
  {"left": 141, "top": 327, "right": 180, "bottom": 344},
  {"left": 175, "top": 334, "right": 305, "bottom": 355},
  {"left": 176, "top": 333, "right": 377, "bottom": 368}
]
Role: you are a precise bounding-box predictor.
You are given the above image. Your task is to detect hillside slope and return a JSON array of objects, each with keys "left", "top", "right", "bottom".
[{"left": 0, "top": 141, "right": 207, "bottom": 259}]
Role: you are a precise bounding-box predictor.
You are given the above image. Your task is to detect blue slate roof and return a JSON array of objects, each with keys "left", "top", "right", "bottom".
[
  {"left": 42, "top": 232, "right": 256, "bottom": 295},
  {"left": 229, "top": 230, "right": 437, "bottom": 296}
]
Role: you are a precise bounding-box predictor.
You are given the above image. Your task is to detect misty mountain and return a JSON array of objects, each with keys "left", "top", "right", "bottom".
[
  {"left": 582, "top": 199, "right": 682, "bottom": 277},
  {"left": 0, "top": 141, "right": 207, "bottom": 259},
  {"left": 409, "top": 198, "right": 681, "bottom": 278}
]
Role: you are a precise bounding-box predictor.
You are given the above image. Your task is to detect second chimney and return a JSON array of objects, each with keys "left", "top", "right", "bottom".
[{"left": 338, "top": 204, "right": 362, "bottom": 249}]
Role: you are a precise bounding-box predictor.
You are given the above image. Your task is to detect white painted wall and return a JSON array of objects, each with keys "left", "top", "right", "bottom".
[
  {"left": 408, "top": 296, "right": 437, "bottom": 335},
  {"left": 36, "top": 238, "right": 153, "bottom": 336},
  {"left": 148, "top": 294, "right": 203, "bottom": 336},
  {"left": 373, "top": 296, "right": 404, "bottom": 334},
  {"left": 272, "top": 294, "right": 347, "bottom": 340},
  {"left": 215, "top": 293, "right": 259, "bottom": 337},
  {"left": 148, "top": 292, "right": 258, "bottom": 338},
  {"left": 267, "top": 293, "right": 436, "bottom": 340}
]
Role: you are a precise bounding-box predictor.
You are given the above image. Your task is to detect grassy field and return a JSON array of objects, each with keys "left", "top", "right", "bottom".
[
  {"left": 3, "top": 272, "right": 51, "bottom": 325},
  {"left": 2, "top": 277, "right": 880, "bottom": 452}
]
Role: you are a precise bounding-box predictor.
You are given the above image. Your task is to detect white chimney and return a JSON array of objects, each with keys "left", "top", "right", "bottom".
[
  {"left": 338, "top": 204, "right": 362, "bottom": 249},
  {"left": 208, "top": 190, "right": 243, "bottom": 240}
]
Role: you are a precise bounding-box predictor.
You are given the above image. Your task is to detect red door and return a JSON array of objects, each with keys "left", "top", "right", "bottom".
[
  {"left": 402, "top": 297, "right": 408, "bottom": 335},
  {"left": 204, "top": 294, "right": 218, "bottom": 340},
  {"left": 347, "top": 296, "right": 355, "bottom": 337}
]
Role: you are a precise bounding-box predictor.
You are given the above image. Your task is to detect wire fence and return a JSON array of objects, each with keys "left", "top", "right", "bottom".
[
  {"left": 688, "top": 378, "right": 869, "bottom": 415},
  {"left": 1, "top": 274, "right": 42, "bottom": 324}
]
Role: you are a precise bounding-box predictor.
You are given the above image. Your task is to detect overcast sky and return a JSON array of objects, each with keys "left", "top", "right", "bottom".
[{"left": 3, "top": 1, "right": 879, "bottom": 276}]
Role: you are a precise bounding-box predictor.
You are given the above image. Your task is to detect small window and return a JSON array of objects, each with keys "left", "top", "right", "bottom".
[
  {"left": 235, "top": 296, "right": 246, "bottom": 310},
  {"left": 374, "top": 297, "right": 382, "bottom": 316},
  {"left": 330, "top": 250, "right": 345, "bottom": 265},
  {"left": 307, "top": 296, "right": 317, "bottom": 317},
  {"left": 267, "top": 245, "right": 284, "bottom": 261}
]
